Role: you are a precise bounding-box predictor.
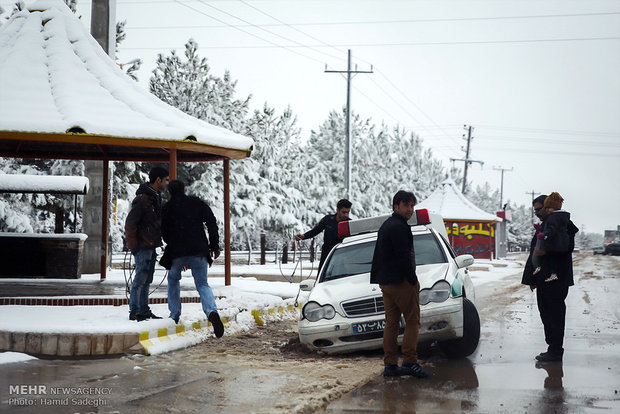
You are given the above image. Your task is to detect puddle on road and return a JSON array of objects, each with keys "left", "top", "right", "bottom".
[
  {"left": 324, "top": 256, "right": 620, "bottom": 414},
  {"left": 323, "top": 355, "right": 620, "bottom": 414}
]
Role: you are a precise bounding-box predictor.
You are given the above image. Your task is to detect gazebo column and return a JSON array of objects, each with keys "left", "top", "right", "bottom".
[
  {"left": 169, "top": 148, "right": 177, "bottom": 179},
  {"left": 100, "top": 160, "right": 109, "bottom": 280},
  {"left": 224, "top": 159, "right": 231, "bottom": 286}
]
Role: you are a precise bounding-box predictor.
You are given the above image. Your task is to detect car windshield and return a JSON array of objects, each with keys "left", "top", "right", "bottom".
[{"left": 322, "top": 232, "right": 447, "bottom": 282}]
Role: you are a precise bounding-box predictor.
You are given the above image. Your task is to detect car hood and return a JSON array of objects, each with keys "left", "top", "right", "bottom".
[{"left": 310, "top": 263, "right": 449, "bottom": 307}]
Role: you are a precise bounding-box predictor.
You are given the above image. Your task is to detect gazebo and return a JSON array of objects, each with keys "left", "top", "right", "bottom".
[
  {"left": 0, "top": 0, "right": 254, "bottom": 282},
  {"left": 417, "top": 179, "right": 501, "bottom": 259}
]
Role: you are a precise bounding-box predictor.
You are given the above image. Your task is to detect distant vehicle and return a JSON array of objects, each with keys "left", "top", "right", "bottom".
[
  {"left": 593, "top": 246, "right": 605, "bottom": 255},
  {"left": 602, "top": 243, "right": 620, "bottom": 256},
  {"left": 298, "top": 209, "right": 480, "bottom": 358}
]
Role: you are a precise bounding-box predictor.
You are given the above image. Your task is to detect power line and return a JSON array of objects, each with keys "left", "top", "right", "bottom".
[
  {"left": 351, "top": 80, "right": 461, "bottom": 161},
  {"left": 475, "top": 135, "right": 620, "bottom": 147},
  {"left": 119, "top": 0, "right": 467, "bottom": 165},
  {"left": 204, "top": 0, "right": 466, "bottom": 162},
  {"left": 475, "top": 124, "right": 620, "bottom": 138},
  {"left": 238, "top": 0, "right": 347, "bottom": 60},
  {"left": 120, "top": 35, "right": 620, "bottom": 50},
  {"left": 111, "top": 1, "right": 620, "bottom": 171},
  {"left": 192, "top": 0, "right": 344, "bottom": 63},
  {"left": 169, "top": 0, "right": 326, "bottom": 65},
  {"left": 474, "top": 146, "right": 620, "bottom": 158},
  {"left": 118, "top": 9, "right": 620, "bottom": 28},
  {"left": 372, "top": 69, "right": 464, "bottom": 148}
]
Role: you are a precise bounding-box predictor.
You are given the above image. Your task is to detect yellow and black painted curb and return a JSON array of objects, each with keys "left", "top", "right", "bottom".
[{"left": 138, "top": 303, "right": 303, "bottom": 355}]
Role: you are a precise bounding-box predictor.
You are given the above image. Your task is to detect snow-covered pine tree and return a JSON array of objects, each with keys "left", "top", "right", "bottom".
[
  {"left": 244, "top": 104, "right": 305, "bottom": 238},
  {"left": 505, "top": 202, "right": 534, "bottom": 251},
  {"left": 115, "top": 21, "right": 142, "bottom": 81},
  {"left": 299, "top": 109, "right": 348, "bottom": 225},
  {"left": 300, "top": 108, "right": 448, "bottom": 222},
  {"left": 468, "top": 182, "right": 501, "bottom": 214},
  {"left": 149, "top": 39, "right": 250, "bottom": 208}
]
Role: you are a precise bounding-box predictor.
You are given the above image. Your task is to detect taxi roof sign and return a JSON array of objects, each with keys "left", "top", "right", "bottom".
[{"left": 338, "top": 209, "right": 432, "bottom": 239}]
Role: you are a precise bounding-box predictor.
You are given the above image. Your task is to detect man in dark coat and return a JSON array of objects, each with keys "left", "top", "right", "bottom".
[
  {"left": 295, "top": 199, "right": 352, "bottom": 272},
  {"left": 125, "top": 167, "right": 169, "bottom": 321},
  {"left": 522, "top": 194, "right": 578, "bottom": 362},
  {"left": 161, "top": 179, "right": 224, "bottom": 337},
  {"left": 370, "top": 190, "right": 430, "bottom": 378}
]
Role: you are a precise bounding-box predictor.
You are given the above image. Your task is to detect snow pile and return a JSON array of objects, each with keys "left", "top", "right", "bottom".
[
  {"left": 0, "top": 351, "right": 38, "bottom": 365},
  {"left": 0, "top": 173, "right": 89, "bottom": 194}
]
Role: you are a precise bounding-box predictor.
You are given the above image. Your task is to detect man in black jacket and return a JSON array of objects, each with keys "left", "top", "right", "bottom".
[
  {"left": 370, "top": 190, "right": 430, "bottom": 378},
  {"left": 295, "top": 199, "right": 352, "bottom": 272},
  {"left": 161, "top": 180, "right": 224, "bottom": 338},
  {"left": 125, "top": 167, "right": 169, "bottom": 321},
  {"left": 522, "top": 194, "right": 578, "bottom": 362}
]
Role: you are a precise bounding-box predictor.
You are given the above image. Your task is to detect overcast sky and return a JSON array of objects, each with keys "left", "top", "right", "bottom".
[{"left": 2, "top": 0, "right": 618, "bottom": 235}]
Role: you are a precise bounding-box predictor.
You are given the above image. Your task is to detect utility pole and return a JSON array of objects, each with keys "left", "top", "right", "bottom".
[
  {"left": 90, "top": 0, "right": 116, "bottom": 58},
  {"left": 325, "top": 49, "right": 373, "bottom": 199},
  {"left": 82, "top": 0, "right": 116, "bottom": 276},
  {"left": 450, "top": 125, "right": 483, "bottom": 194},
  {"left": 526, "top": 190, "right": 539, "bottom": 223},
  {"left": 493, "top": 166, "right": 513, "bottom": 210}
]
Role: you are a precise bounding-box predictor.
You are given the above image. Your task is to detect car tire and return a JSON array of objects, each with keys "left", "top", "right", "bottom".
[{"left": 439, "top": 298, "right": 480, "bottom": 358}]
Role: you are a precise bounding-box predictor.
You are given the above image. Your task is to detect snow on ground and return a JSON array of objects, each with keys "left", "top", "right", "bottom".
[
  {"left": 468, "top": 257, "right": 525, "bottom": 285},
  {"left": 0, "top": 258, "right": 524, "bottom": 358},
  {"left": 0, "top": 351, "right": 38, "bottom": 364}
]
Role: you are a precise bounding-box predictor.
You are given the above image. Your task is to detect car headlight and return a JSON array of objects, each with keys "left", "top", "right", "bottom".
[
  {"left": 302, "top": 301, "right": 336, "bottom": 322},
  {"left": 419, "top": 280, "right": 451, "bottom": 306}
]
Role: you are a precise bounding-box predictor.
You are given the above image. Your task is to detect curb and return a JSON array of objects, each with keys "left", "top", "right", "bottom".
[
  {"left": 138, "top": 316, "right": 231, "bottom": 355},
  {"left": 0, "top": 331, "right": 139, "bottom": 357},
  {"left": 250, "top": 304, "right": 301, "bottom": 326},
  {"left": 0, "top": 303, "right": 304, "bottom": 357},
  {"left": 138, "top": 303, "right": 302, "bottom": 355}
]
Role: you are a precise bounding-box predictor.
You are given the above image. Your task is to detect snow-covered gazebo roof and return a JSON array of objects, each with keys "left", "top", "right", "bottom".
[
  {"left": 417, "top": 178, "right": 501, "bottom": 222},
  {"left": 0, "top": 174, "right": 89, "bottom": 194},
  {"left": 0, "top": 0, "right": 253, "bottom": 162}
]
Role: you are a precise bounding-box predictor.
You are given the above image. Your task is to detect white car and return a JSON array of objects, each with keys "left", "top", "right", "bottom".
[{"left": 298, "top": 209, "right": 480, "bottom": 358}]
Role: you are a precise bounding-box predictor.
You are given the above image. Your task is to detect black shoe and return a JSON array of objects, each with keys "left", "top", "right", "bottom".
[
  {"left": 146, "top": 312, "right": 162, "bottom": 320},
  {"left": 130, "top": 314, "right": 147, "bottom": 322},
  {"left": 171, "top": 316, "right": 179, "bottom": 324},
  {"left": 535, "top": 351, "right": 562, "bottom": 362},
  {"left": 401, "top": 362, "right": 431, "bottom": 378},
  {"left": 208, "top": 311, "right": 224, "bottom": 338},
  {"left": 383, "top": 364, "right": 401, "bottom": 377}
]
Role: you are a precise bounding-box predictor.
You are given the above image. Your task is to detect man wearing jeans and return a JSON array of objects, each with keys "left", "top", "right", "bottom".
[
  {"left": 125, "top": 167, "right": 169, "bottom": 321},
  {"left": 370, "top": 190, "right": 430, "bottom": 378},
  {"left": 161, "top": 179, "right": 224, "bottom": 337}
]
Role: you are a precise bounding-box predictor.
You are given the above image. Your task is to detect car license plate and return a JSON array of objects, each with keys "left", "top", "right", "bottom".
[
  {"left": 352, "top": 319, "right": 386, "bottom": 334},
  {"left": 352, "top": 318, "right": 405, "bottom": 335}
]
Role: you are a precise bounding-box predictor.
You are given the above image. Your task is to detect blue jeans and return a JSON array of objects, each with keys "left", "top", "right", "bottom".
[
  {"left": 167, "top": 256, "right": 217, "bottom": 320},
  {"left": 129, "top": 248, "right": 156, "bottom": 316}
]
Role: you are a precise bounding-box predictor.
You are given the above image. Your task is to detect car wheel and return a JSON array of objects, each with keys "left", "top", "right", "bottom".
[{"left": 439, "top": 298, "right": 480, "bottom": 358}]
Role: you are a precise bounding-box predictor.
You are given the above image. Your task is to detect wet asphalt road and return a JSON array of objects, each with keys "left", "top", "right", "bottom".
[
  {"left": 1, "top": 253, "right": 619, "bottom": 413},
  {"left": 321, "top": 254, "right": 620, "bottom": 413}
]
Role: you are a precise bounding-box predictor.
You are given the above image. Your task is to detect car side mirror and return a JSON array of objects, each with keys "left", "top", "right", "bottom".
[
  {"left": 455, "top": 254, "right": 475, "bottom": 269},
  {"left": 300, "top": 280, "right": 315, "bottom": 291}
]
